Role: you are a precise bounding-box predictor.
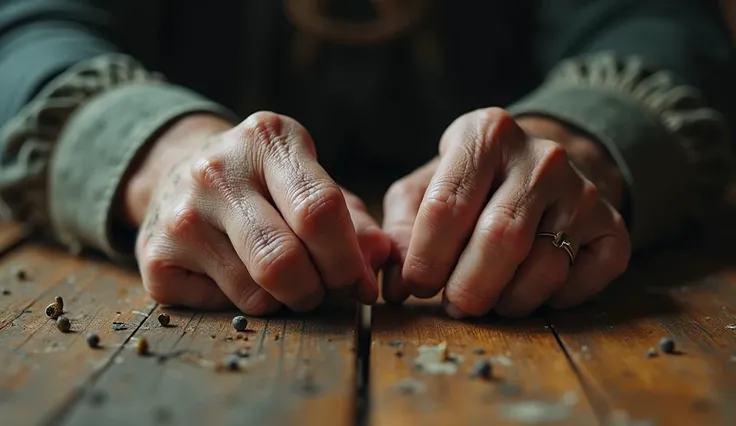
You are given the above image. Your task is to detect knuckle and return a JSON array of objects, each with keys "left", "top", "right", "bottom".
[
  {"left": 291, "top": 181, "right": 345, "bottom": 233},
  {"left": 423, "top": 181, "right": 473, "bottom": 221},
  {"left": 476, "top": 211, "right": 529, "bottom": 264},
  {"left": 529, "top": 141, "right": 569, "bottom": 189},
  {"left": 579, "top": 179, "right": 600, "bottom": 211},
  {"left": 139, "top": 247, "right": 176, "bottom": 304},
  {"left": 166, "top": 205, "right": 204, "bottom": 240},
  {"left": 249, "top": 228, "right": 303, "bottom": 286},
  {"left": 404, "top": 253, "right": 447, "bottom": 295},
  {"left": 191, "top": 155, "right": 229, "bottom": 193},
  {"left": 242, "top": 111, "right": 285, "bottom": 142}
]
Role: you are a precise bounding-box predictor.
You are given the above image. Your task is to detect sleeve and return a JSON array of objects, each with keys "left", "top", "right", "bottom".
[
  {"left": 0, "top": 1, "right": 238, "bottom": 260},
  {"left": 507, "top": 0, "right": 736, "bottom": 250}
]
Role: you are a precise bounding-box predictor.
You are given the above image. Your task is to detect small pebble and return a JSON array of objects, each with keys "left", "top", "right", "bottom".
[
  {"left": 388, "top": 340, "right": 403, "bottom": 347},
  {"left": 14, "top": 268, "right": 27, "bottom": 280},
  {"left": 56, "top": 316, "right": 71, "bottom": 333},
  {"left": 54, "top": 296, "right": 64, "bottom": 311},
  {"left": 137, "top": 338, "right": 149, "bottom": 356},
  {"left": 157, "top": 313, "right": 170, "bottom": 327},
  {"left": 471, "top": 359, "right": 493, "bottom": 379},
  {"left": 232, "top": 315, "right": 248, "bottom": 332},
  {"left": 472, "top": 348, "right": 486, "bottom": 355},
  {"left": 86, "top": 332, "right": 100, "bottom": 348},
  {"left": 659, "top": 337, "right": 676, "bottom": 354},
  {"left": 45, "top": 303, "right": 61, "bottom": 319},
  {"left": 224, "top": 355, "right": 240, "bottom": 371},
  {"left": 645, "top": 348, "right": 658, "bottom": 358}
]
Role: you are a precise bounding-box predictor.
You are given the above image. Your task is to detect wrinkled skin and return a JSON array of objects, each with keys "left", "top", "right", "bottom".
[{"left": 123, "top": 108, "right": 630, "bottom": 318}]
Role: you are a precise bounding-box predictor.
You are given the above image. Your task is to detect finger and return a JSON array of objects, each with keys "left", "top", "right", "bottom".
[
  {"left": 343, "top": 189, "right": 391, "bottom": 302},
  {"left": 246, "top": 113, "right": 373, "bottom": 302},
  {"left": 493, "top": 178, "right": 597, "bottom": 317},
  {"left": 198, "top": 166, "right": 325, "bottom": 312},
  {"left": 404, "top": 109, "right": 524, "bottom": 298},
  {"left": 192, "top": 221, "right": 283, "bottom": 316},
  {"left": 381, "top": 159, "right": 438, "bottom": 303},
  {"left": 344, "top": 190, "right": 391, "bottom": 272},
  {"left": 138, "top": 235, "right": 232, "bottom": 310},
  {"left": 548, "top": 201, "right": 630, "bottom": 309}
]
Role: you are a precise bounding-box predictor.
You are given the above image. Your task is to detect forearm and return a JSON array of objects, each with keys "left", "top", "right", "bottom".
[{"left": 508, "top": 0, "right": 736, "bottom": 250}]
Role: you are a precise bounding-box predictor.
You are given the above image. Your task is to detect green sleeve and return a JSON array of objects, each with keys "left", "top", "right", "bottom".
[{"left": 508, "top": 0, "right": 736, "bottom": 250}]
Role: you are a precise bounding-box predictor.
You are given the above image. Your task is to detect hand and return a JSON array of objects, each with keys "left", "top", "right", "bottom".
[
  {"left": 121, "top": 112, "right": 390, "bottom": 315},
  {"left": 382, "top": 108, "right": 631, "bottom": 318}
]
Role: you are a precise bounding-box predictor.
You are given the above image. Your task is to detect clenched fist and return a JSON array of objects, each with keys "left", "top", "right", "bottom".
[{"left": 122, "top": 112, "right": 391, "bottom": 315}]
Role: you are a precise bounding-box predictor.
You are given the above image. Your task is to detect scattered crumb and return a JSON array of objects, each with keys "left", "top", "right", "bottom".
[
  {"left": 645, "top": 348, "right": 658, "bottom": 358},
  {"left": 274, "top": 333, "right": 280, "bottom": 341},
  {"left": 87, "top": 389, "right": 108, "bottom": 406},
  {"left": 727, "top": 325, "right": 736, "bottom": 330},
  {"left": 210, "top": 335, "right": 216, "bottom": 339},
  {"left": 111, "top": 322, "right": 128, "bottom": 331},
  {"left": 498, "top": 400, "right": 572, "bottom": 424},
  {"left": 136, "top": 338, "right": 149, "bottom": 356},
  {"left": 388, "top": 340, "right": 403, "bottom": 347},
  {"left": 395, "top": 377, "right": 425, "bottom": 395},
  {"left": 469, "top": 359, "right": 492, "bottom": 379},
  {"left": 1, "top": 288, "right": 9, "bottom": 295},
  {"left": 225, "top": 337, "right": 234, "bottom": 342},
  {"left": 414, "top": 342, "right": 463, "bottom": 375},
  {"left": 13, "top": 267, "right": 27, "bottom": 280},
  {"left": 489, "top": 355, "right": 513, "bottom": 367},
  {"left": 394, "top": 350, "right": 404, "bottom": 358},
  {"left": 472, "top": 348, "right": 486, "bottom": 355},
  {"left": 659, "top": 337, "right": 676, "bottom": 354},
  {"left": 234, "top": 348, "right": 250, "bottom": 358}
]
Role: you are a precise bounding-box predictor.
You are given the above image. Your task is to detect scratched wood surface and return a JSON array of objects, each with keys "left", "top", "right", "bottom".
[
  {"left": 368, "top": 297, "right": 598, "bottom": 426},
  {"left": 548, "top": 244, "right": 736, "bottom": 426},
  {"left": 0, "top": 234, "right": 357, "bottom": 426}
]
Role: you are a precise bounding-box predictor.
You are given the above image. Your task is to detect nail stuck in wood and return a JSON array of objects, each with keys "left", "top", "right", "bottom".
[
  {"left": 56, "top": 316, "right": 71, "bottom": 333},
  {"left": 157, "top": 313, "right": 170, "bottom": 327},
  {"left": 659, "top": 337, "right": 676, "bottom": 354},
  {"left": 136, "top": 338, "right": 149, "bottom": 356},
  {"left": 232, "top": 315, "right": 248, "bottom": 332},
  {"left": 86, "top": 332, "right": 100, "bottom": 348}
]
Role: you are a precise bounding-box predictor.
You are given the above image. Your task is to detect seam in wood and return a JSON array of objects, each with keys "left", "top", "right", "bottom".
[
  {"left": 42, "top": 302, "right": 160, "bottom": 426},
  {"left": 354, "top": 304, "right": 372, "bottom": 426},
  {"left": 544, "top": 316, "right": 606, "bottom": 426}
]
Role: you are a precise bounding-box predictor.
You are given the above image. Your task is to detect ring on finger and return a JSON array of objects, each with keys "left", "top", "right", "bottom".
[{"left": 536, "top": 231, "right": 576, "bottom": 264}]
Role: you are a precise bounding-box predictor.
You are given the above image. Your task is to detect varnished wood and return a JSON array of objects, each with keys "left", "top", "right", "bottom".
[
  {"left": 368, "top": 297, "right": 597, "bottom": 426},
  {"left": 61, "top": 305, "right": 357, "bottom": 426},
  {"left": 547, "top": 245, "right": 736, "bottom": 425},
  {"left": 0, "top": 244, "right": 152, "bottom": 425}
]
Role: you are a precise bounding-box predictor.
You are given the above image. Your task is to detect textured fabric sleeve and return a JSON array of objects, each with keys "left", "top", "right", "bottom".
[
  {"left": 0, "top": 54, "right": 238, "bottom": 260},
  {"left": 508, "top": 0, "right": 736, "bottom": 250}
]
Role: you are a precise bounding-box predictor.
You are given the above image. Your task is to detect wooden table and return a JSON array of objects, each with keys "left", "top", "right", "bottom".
[{"left": 1, "top": 220, "right": 736, "bottom": 426}]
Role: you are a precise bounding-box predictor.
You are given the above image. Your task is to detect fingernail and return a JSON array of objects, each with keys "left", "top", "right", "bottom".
[{"left": 445, "top": 303, "right": 467, "bottom": 319}]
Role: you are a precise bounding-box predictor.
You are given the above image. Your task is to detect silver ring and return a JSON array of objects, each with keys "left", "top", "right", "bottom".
[{"left": 536, "top": 231, "right": 575, "bottom": 264}]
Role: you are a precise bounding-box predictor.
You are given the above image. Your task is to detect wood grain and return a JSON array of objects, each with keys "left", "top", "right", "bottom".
[
  {"left": 548, "top": 246, "right": 736, "bottom": 426},
  {"left": 368, "top": 296, "right": 597, "bottom": 426},
  {"left": 61, "top": 304, "right": 358, "bottom": 426},
  {"left": 0, "top": 244, "right": 152, "bottom": 425}
]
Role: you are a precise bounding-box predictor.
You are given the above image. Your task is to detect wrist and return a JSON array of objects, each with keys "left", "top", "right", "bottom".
[
  {"left": 117, "top": 114, "right": 232, "bottom": 228},
  {"left": 516, "top": 116, "right": 626, "bottom": 210}
]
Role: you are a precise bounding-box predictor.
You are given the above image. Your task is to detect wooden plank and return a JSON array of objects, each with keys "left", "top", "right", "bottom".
[
  {"left": 61, "top": 304, "right": 358, "bottom": 426},
  {"left": 368, "top": 296, "right": 598, "bottom": 426},
  {"left": 0, "top": 244, "right": 154, "bottom": 425},
  {"left": 548, "top": 245, "right": 736, "bottom": 426}
]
